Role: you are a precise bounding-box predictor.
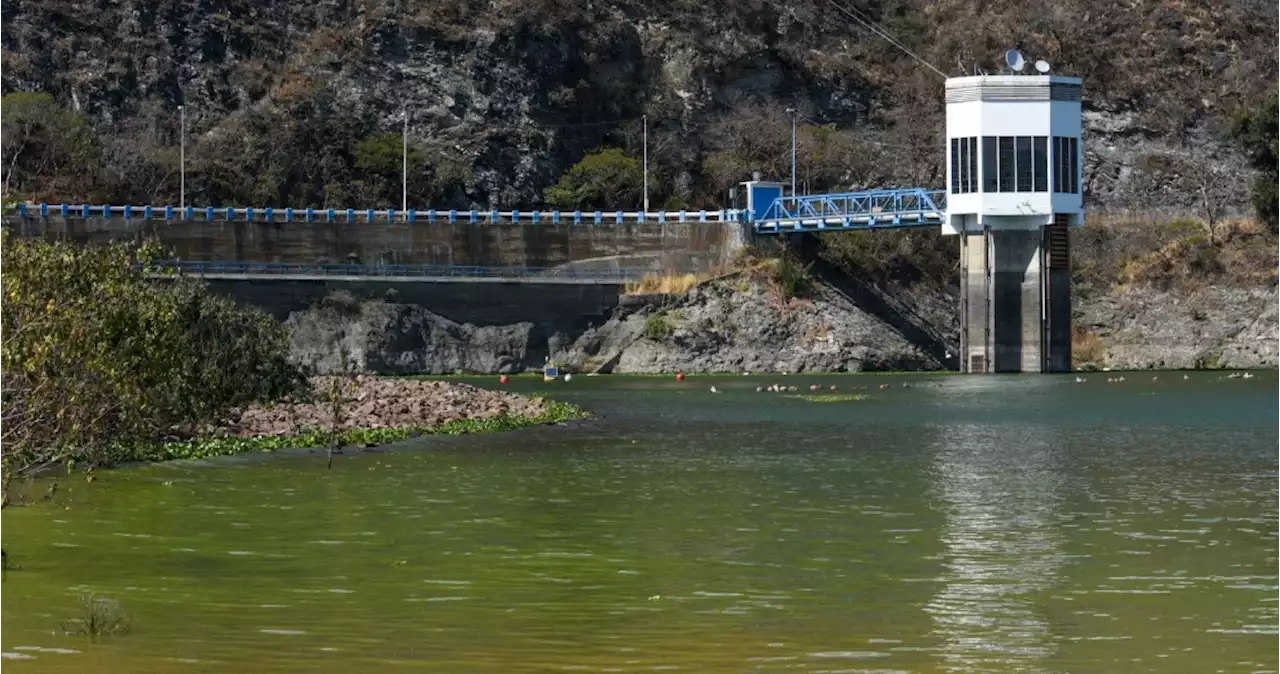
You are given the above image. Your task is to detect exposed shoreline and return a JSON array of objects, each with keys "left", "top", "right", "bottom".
[{"left": 121, "top": 377, "right": 589, "bottom": 465}]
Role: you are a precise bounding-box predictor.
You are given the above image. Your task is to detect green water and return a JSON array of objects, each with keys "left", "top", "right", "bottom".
[{"left": 2, "top": 372, "right": 1276, "bottom": 673}]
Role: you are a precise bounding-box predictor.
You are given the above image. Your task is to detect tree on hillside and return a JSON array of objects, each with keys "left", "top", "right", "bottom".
[
  {"left": 700, "top": 102, "right": 901, "bottom": 197},
  {"left": 1, "top": 92, "right": 101, "bottom": 202},
  {"left": 1135, "top": 152, "right": 1248, "bottom": 245},
  {"left": 543, "top": 147, "right": 641, "bottom": 210},
  {"left": 1229, "top": 96, "right": 1279, "bottom": 232}
]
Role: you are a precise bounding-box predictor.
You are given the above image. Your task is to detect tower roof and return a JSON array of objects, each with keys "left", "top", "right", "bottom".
[{"left": 945, "top": 75, "right": 1082, "bottom": 103}]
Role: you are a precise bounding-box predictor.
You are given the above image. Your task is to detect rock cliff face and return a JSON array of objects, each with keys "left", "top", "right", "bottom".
[{"left": 285, "top": 293, "right": 536, "bottom": 375}]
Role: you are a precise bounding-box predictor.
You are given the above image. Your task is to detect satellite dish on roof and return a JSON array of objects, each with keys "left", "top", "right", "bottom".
[
  {"left": 1034, "top": 59, "right": 1052, "bottom": 74},
  {"left": 1005, "top": 49, "right": 1026, "bottom": 72}
]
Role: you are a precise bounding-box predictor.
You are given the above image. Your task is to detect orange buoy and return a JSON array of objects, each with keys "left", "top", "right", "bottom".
[
  {"left": 675, "top": 372, "right": 685, "bottom": 381},
  {"left": 499, "top": 375, "right": 510, "bottom": 384}
]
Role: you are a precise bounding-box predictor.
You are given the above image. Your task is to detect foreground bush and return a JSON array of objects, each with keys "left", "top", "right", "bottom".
[{"left": 1, "top": 235, "right": 305, "bottom": 488}]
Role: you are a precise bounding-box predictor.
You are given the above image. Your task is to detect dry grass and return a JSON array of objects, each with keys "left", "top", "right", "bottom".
[
  {"left": 1074, "top": 214, "right": 1278, "bottom": 295},
  {"left": 1073, "top": 327, "right": 1107, "bottom": 370},
  {"left": 625, "top": 273, "right": 704, "bottom": 295}
]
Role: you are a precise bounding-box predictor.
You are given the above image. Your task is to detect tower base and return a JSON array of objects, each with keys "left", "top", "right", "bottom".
[{"left": 959, "top": 219, "right": 1071, "bottom": 373}]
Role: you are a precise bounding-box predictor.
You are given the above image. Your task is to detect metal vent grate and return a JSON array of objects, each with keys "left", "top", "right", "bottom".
[
  {"left": 969, "top": 353, "right": 987, "bottom": 374},
  {"left": 1046, "top": 223, "right": 1069, "bottom": 270}
]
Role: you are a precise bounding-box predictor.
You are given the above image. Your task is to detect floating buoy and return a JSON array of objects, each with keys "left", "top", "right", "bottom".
[
  {"left": 829, "top": 385, "right": 837, "bottom": 391},
  {"left": 709, "top": 385, "right": 719, "bottom": 393},
  {"left": 564, "top": 373, "right": 573, "bottom": 382},
  {"left": 809, "top": 384, "right": 819, "bottom": 391},
  {"left": 499, "top": 375, "right": 510, "bottom": 384},
  {"left": 675, "top": 372, "right": 685, "bottom": 381}
]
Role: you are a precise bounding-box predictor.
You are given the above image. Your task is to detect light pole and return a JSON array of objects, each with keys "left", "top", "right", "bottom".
[
  {"left": 401, "top": 107, "right": 408, "bottom": 212},
  {"left": 642, "top": 114, "right": 649, "bottom": 212},
  {"left": 786, "top": 107, "right": 797, "bottom": 196},
  {"left": 178, "top": 105, "right": 186, "bottom": 208}
]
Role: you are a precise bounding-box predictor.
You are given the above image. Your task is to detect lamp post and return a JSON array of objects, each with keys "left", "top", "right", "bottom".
[
  {"left": 178, "top": 105, "right": 186, "bottom": 208},
  {"left": 786, "top": 107, "right": 797, "bottom": 197},
  {"left": 401, "top": 107, "right": 409, "bottom": 212},
  {"left": 642, "top": 114, "right": 649, "bottom": 212}
]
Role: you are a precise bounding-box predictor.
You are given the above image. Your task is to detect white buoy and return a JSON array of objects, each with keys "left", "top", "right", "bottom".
[
  {"left": 564, "top": 373, "right": 573, "bottom": 382},
  {"left": 709, "top": 385, "right": 719, "bottom": 393}
]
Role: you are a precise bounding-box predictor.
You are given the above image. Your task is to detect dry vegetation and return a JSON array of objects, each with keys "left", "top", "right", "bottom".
[
  {"left": 1072, "top": 327, "right": 1107, "bottom": 370},
  {"left": 625, "top": 273, "right": 706, "bottom": 295},
  {"left": 1072, "top": 213, "right": 1278, "bottom": 296}
]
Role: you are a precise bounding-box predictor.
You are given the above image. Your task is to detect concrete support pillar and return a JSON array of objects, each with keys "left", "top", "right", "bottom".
[
  {"left": 1043, "top": 221, "right": 1072, "bottom": 372},
  {"left": 960, "top": 232, "right": 990, "bottom": 373},
  {"left": 959, "top": 219, "right": 1073, "bottom": 373}
]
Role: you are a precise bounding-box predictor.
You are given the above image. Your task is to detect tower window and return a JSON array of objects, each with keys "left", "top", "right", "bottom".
[
  {"left": 949, "top": 136, "right": 978, "bottom": 194},
  {"left": 1053, "top": 136, "right": 1080, "bottom": 194},
  {"left": 983, "top": 136, "right": 1050, "bottom": 193},
  {"left": 997, "top": 137, "right": 1016, "bottom": 192},
  {"left": 1033, "top": 136, "right": 1048, "bottom": 192},
  {"left": 982, "top": 137, "right": 998, "bottom": 192}
]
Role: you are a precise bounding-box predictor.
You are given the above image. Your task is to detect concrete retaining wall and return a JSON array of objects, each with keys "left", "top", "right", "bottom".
[
  {"left": 3, "top": 216, "right": 745, "bottom": 275},
  {"left": 200, "top": 277, "right": 622, "bottom": 325}
]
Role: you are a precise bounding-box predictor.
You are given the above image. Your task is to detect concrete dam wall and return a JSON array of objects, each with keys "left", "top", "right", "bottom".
[{"left": 3, "top": 215, "right": 746, "bottom": 275}]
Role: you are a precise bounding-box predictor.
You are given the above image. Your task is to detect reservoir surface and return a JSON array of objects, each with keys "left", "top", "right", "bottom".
[{"left": 2, "top": 372, "right": 1276, "bottom": 673}]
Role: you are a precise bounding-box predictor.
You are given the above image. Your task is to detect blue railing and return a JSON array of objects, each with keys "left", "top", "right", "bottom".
[
  {"left": 754, "top": 188, "right": 947, "bottom": 234},
  {"left": 12, "top": 202, "right": 743, "bottom": 225},
  {"left": 152, "top": 260, "right": 653, "bottom": 282},
  {"left": 9, "top": 189, "right": 948, "bottom": 236}
]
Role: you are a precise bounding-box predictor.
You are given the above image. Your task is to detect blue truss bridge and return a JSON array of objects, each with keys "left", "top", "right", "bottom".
[
  {"left": 10, "top": 186, "right": 946, "bottom": 235},
  {"left": 752, "top": 188, "right": 946, "bottom": 233}
]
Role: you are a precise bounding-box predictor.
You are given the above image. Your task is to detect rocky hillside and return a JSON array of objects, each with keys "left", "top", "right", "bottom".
[
  {"left": 280, "top": 225, "right": 1277, "bottom": 375},
  {"left": 285, "top": 267, "right": 953, "bottom": 375},
  {"left": 2, "top": 0, "right": 1276, "bottom": 213}
]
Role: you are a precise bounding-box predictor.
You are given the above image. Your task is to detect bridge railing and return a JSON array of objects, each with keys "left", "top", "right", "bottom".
[
  {"left": 10, "top": 202, "right": 746, "bottom": 226},
  {"left": 151, "top": 260, "right": 655, "bottom": 282}
]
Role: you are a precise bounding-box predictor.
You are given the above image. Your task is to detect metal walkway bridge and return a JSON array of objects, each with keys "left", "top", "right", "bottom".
[
  {"left": 11, "top": 187, "right": 946, "bottom": 235},
  {"left": 752, "top": 188, "right": 946, "bottom": 233}
]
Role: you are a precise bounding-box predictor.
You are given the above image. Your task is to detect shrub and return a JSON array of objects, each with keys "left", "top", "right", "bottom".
[
  {"left": 642, "top": 312, "right": 674, "bottom": 341},
  {"left": 766, "top": 252, "right": 814, "bottom": 299},
  {"left": 60, "top": 594, "right": 132, "bottom": 639},
  {"left": 1, "top": 235, "right": 305, "bottom": 488}
]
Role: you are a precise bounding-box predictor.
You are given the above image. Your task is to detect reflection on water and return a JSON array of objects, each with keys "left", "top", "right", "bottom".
[
  {"left": 926, "top": 423, "right": 1068, "bottom": 672},
  {"left": 1, "top": 373, "right": 1276, "bottom": 673}
]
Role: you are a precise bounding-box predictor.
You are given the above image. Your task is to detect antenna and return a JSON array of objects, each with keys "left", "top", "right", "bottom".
[
  {"left": 1034, "top": 59, "right": 1051, "bottom": 74},
  {"left": 1005, "top": 48, "right": 1026, "bottom": 73}
]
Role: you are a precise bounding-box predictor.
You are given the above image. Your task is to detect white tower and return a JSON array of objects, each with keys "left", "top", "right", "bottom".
[{"left": 940, "top": 60, "right": 1083, "bottom": 374}]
